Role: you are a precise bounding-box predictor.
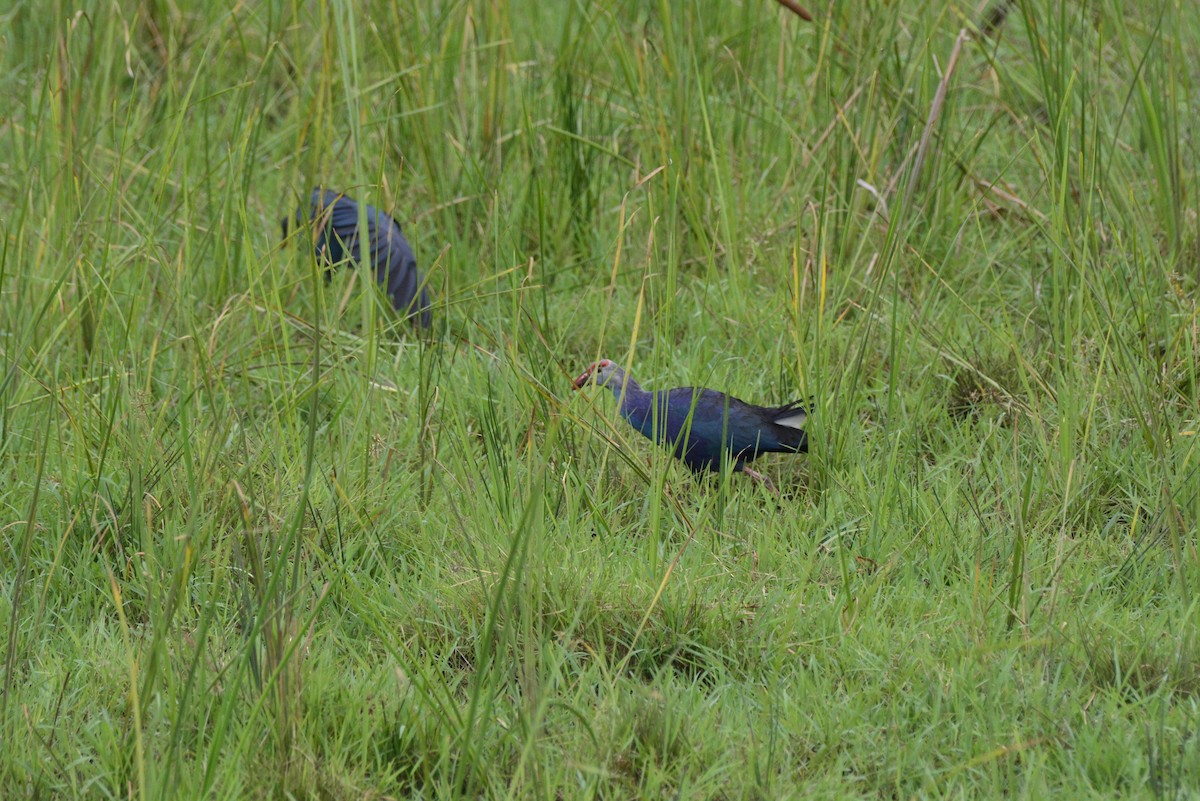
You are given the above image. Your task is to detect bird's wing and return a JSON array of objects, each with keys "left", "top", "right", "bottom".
[
  {"left": 316, "top": 194, "right": 364, "bottom": 264},
  {"left": 689, "top": 390, "right": 807, "bottom": 455},
  {"left": 372, "top": 218, "right": 432, "bottom": 326}
]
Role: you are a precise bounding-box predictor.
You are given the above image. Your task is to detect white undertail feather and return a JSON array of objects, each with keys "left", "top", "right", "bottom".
[{"left": 774, "top": 411, "right": 808, "bottom": 430}]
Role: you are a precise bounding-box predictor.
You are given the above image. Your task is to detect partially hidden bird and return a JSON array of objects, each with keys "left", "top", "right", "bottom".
[
  {"left": 572, "top": 359, "right": 809, "bottom": 492},
  {"left": 283, "top": 188, "right": 432, "bottom": 328}
]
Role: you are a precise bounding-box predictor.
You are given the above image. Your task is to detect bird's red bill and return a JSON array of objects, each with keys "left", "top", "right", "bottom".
[{"left": 572, "top": 366, "right": 594, "bottom": 390}]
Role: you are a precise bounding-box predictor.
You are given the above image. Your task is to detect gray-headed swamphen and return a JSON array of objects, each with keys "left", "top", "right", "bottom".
[
  {"left": 573, "top": 359, "right": 809, "bottom": 492},
  {"left": 282, "top": 188, "right": 432, "bottom": 328}
]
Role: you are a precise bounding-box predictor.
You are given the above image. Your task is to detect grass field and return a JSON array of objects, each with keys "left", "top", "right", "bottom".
[{"left": 2, "top": 0, "right": 1199, "bottom": 798}]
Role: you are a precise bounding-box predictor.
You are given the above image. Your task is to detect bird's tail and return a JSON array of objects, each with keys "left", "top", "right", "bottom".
[
  {"left": 768, "top": 399, "right": 808, "bottom": 428},
  {"left": 766, "top": 400, "right": 809, "bottom": 452}
]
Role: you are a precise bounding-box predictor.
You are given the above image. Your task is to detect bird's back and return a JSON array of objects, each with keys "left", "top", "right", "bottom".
[
  {"left": 298, "top": 189, "right": 432, "bottom": 328},
  {"left": 623, "top": 387, "right": 807, "bottom": 472}
]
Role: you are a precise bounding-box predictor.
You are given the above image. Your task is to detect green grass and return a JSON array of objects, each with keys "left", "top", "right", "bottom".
[{"left": 2, "top": 0, "right": 1199, "bottom": 797}]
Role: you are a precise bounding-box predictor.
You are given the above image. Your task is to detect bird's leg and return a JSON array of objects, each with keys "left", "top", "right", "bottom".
[{"left": 742, "top": 467, "right": 780, "bottom": 498}]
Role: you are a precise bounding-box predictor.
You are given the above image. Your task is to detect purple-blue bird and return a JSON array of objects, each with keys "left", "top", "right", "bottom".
[
  {"left": 283, "top": 188, "right": 432, "bottom": 328},
  {"left": 573, "top": 359, "right": 809, "bottom": 492}
]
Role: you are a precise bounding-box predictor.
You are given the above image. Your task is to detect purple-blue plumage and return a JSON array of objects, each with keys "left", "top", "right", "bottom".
[
  {"left": 283, "top": 188, "right": 432, "bottom": 328},
  {"left": 573, "top": 360, "right": 808, "bottom": 483}
]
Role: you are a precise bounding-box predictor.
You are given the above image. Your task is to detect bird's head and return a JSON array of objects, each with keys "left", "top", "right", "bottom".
[{"left": 572, "top": 359, "right": 621, "bottom": 390}]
